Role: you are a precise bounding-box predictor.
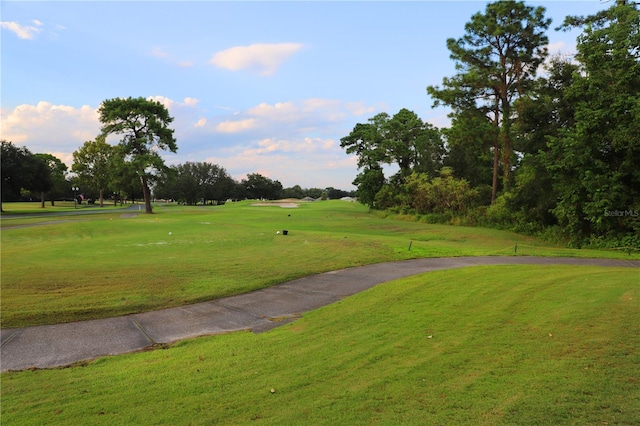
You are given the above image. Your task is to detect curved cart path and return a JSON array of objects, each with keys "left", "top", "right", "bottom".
[{"left": 2, "top": 256, "right": 639, "bottom": 372}]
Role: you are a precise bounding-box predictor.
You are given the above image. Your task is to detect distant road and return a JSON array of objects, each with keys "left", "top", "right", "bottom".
[{"left": 0, "top": 204, "right": 146, "bottom": 221}]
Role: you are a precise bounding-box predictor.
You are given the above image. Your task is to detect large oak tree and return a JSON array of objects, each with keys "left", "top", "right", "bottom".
[{"left": 98, "top": 97, "right": 177, "bottom": 213}]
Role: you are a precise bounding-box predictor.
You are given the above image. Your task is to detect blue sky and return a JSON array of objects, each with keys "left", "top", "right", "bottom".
[{"left": 1, "top": 1, "right": 609, "bottom": 190}]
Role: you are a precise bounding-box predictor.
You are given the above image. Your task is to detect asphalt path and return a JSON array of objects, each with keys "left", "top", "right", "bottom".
[
  {"left": 1, "top": 256, "right": 638, "bottom": 372},
  {"left": 0, "top": 203, "right": 145, "bottom": 223}
]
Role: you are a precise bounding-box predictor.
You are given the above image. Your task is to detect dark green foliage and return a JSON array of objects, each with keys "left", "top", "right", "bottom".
[
  {"left": 155, "top": 161, "right": 235, "bottom": 204},
  {"left": 32, "top": 153, "right": 68, "bottom": 208},
  {"left": 1, "top": 141, "right": 67, "bottom": 211},
  {"left": 1, "top": 141, "right": 33, "bottom": 207},
  {"left": 340, "top": 109, "right": 444, "bottom": 208},
  {"left": 544, "top": 3, "right": 640, "bottom": 245},
  {"left": 375, "top": 168, "right": 479, "bottom": 217},
  {"left": 98, "top": 97, "right": 178, "bottom": 213},
  {"left": 72, "top": 136, "right": 116, "bottom": 207},
  {"left": 428, "top": 0, "right": 551, "bottom": 202},
  {"left": 242, "top": 173, "right": 283, "bottom": 200}
]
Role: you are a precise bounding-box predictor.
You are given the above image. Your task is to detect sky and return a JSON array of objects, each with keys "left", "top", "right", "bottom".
[{"left": 1, "top": 1, "right": 611, "bottom": 191}]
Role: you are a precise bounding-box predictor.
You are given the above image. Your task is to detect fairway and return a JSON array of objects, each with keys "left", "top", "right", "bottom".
[
  {"left": 2, "top": 201, "right": 639, "bottom": 424},
  {"left": 2, "top": 200, "right": 636, "bottom": 329},
  {"left": 2, "top": 265, "right": 638, "bottom": 424}
]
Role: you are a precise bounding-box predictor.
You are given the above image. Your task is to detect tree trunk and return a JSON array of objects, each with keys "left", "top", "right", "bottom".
[
  {"left": 140, "top": 175, "right": 153, "bottom": 214},
  {"left": 491, "top": 99, "right": 501, "bottom": 204},
  {"left": 40, "top": 192, "right": 45, "bottom": 208},
  {"left": 491, "top": 142, "right": 499, "bottom": 204},
  {"left": 501, "top": 97, "right": 512, "bottom": 191},
  {"left": 99, "top": 189, "right": 104, "bottom": 207}
]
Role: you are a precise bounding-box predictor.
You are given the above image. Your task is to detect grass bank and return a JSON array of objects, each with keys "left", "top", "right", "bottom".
[
  {"left": 2, "top": 265, "right": 638, "bottom": 424},
  {"left": 2, "top": 200, "right": 637, "bottom": 328}
]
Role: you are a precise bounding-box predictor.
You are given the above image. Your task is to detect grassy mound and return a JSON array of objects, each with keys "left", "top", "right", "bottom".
[{"left": 2, "top": 265, "right": 638, "bottom": 424}]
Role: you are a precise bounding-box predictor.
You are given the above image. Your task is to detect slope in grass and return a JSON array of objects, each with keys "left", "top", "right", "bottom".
[
  {"left": 2, "top": 201, "right": 636, "bottom": 328},
  {"left": 2, "top": 265, "right": 638, "bottom": 425}
]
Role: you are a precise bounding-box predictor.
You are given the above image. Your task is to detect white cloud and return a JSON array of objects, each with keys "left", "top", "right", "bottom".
[
  {"left": 147, "top": 96, "right": 200, "bottom": 110},
  {"left": 183, "top": 97, "right": 199, "bottom": 107},
  {"left": 0, "top": 95, "right": 373, "bottom": 189},
  {"left": 215, "top": 98, "right": 379, "bottom": 137},
  {"left": 1, "top": 21, "right": 42, "bottom": 39},
  {"left": 150, "top": 47, "right": 195, "bottom": 68},
  {"left": 0, "top": 102, "right": 100, "bottom": 163},
  {"left": 242, "top": 136, "right": 334, "bottom": 156},
  {"left": 151, "top": 47, "right": 170, "bottom": 58},
  {"left": 216, "top": 118, "right": 257, "bottom": 133},
  {"left": 209, "top": 43, "right": 303, "bottom": 76},
  {"left": 546, "top": 41, "right": 577, "bottom": 59},
  {"left": 246, "top": 102, "right": 299, "bottom": 119}
]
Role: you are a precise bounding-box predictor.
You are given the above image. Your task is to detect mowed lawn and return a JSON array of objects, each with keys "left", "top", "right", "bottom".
[
  {"left": 2, "top": 265, "right": 638, "bottom": 425},
  {"left": 4, "top": 199, "right": 632, "bottom": 329}
]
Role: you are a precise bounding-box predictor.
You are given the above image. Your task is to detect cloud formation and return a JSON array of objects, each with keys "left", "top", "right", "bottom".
[
  {"left": 149, "top": 46, "right": 195, "bottom": 68},
  {"left": 0, "top": 102, "right": 99, "bottom": 164},
  {"left": 209, "top": 43, "right": 303, "bottom": 76},
  {"left": 1, "top": 20, "right": 43, "bottom": 39},
  {"left": 0, "top": 95, "right": 377, "bottom": 189}
]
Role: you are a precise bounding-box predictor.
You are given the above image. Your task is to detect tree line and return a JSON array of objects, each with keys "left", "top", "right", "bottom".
[
  {"left": 1, "top": 98, "right": 352, "bottom": 212},
  {"left": 341, "top": 1, "right": 639, "bottom": 248},
  {"left": 1, "top": 137, "right": 352, "bottom": 212}
]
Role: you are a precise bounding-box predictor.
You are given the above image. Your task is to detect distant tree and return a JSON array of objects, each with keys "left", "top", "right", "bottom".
[
  {"left": 1, "top": 141, "right": 31, "bottom": 210},
  {"left": 384, "top": 108, "right": 444, "bottom": 179},
  {"left": 98, "top": 97, "right": 177, "bottom": 213},
  {"left": 109, "top": 148, "right": 144, "bottom": 204},
  {"left": 33, "top": 153, "right": 68, "bottom": 207},
  {"left": 72, "top": 136, "right": 116, "bottom": 207},
  {"left": 340, "top": 113, "right": 389, "bottom": 207},
  {"left": 353, "top": 167, "right": 385, "bottom": 209},
  {"left": 156, "top": 162, "right": 235, "bottom": 204},
  {"left": 282, "top": 185, "right": 305, "bottom": 199},
  {"left": 428, "top": 0, "right": 551, "bottom": 202},
  {"left": 325, "top": 187, "right": 353, "bottom": 199},
  {"left": 242, "top": 173, "right": 283, "bottom": 200},
  {"left": 341, "top": 109, "right": 443, "bottom": 208}
]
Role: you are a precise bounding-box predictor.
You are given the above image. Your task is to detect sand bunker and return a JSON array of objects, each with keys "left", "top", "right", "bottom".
[{"left": 251, "top": 202, "right": 298, "bottom": 208}]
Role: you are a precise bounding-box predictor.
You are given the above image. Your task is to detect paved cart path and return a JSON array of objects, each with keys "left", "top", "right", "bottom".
[{"left": 2, "top": 256, "right": 639, "bottom": 372}]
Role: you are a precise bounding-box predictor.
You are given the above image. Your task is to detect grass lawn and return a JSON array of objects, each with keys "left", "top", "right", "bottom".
[
  {"left": 2, "top": 265, "right": 638, "bottom": 425},
  {"left": 1, "top": 200, "right": 637, "bottom": 329}
]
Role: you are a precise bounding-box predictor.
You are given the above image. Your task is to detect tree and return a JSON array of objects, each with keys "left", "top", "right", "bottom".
[
  {"left": 72, "top": 136, "right": 116, "bottom": 207},
  {"left": 33, "top": 153, "right": 68, "bottom": 208},
  {"left": 544, "top": 2, "right": 640, "bottom": 244},
  {"left": 509, "top": 56, "right": 579, "bottom": 227},
  {"left": 442, "top": 108, "right": 496, "bottom": 192},
  {"left": 340, "top": 109, "right": 443, "bottom": 208},
  {"left": 0, "top": 142, "right": 61, "bottom": 211},
  {"left": 340, "top": 113, "right": 389, "bottom": 208},
  {"left": 428, "top": 0, "right": 551, "bottom": 203},
  {"left": 242, "top": 173, "right": 283, "bottom": 200},
  {"left": 98, "top": 97, "right": 177, "bottom": 214},
  {"left": 384, "top": 108, "right": 444, "bottom": 179},
  {"left": 1, "top": 141, "right": 31, "bottom": 211},
  {"left": 282, "top": 185, "right": 305, "bottom": 199},
  {"left": 155, "top": 162, "right": 236, "bottom": 205}
]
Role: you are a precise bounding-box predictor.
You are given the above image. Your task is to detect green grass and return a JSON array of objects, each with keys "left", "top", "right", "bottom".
[
  {"left": 0, "top": 200, "right": 125, "bottom": 215},
  {"left": 2, "top": 265, "right": 638, "bottom": 425},
  {"left": 1, "top": 200, "right": 637, "bottom": 328}
]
